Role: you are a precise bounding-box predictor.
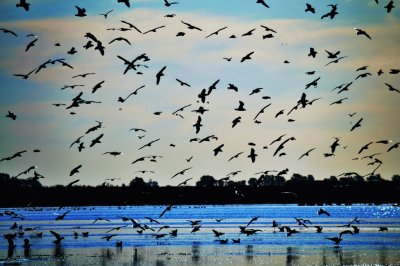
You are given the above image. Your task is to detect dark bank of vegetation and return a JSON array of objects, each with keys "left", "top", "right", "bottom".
[{"left": 1, "top": 172, "right": 399, "bottom": 207}]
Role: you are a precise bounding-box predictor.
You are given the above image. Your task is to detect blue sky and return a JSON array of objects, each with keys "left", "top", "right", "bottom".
[{"left": 0, "top": 0, "right": 399, "bottom": 186}]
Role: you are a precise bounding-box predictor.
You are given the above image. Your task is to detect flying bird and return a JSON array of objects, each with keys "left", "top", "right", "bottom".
[
  {"left": 109, "top": 37, "right": 131, "bottom": 45},
  {"left": 1, "top": 28, "right": 18, "bottom": 37},
  {"left": 69, "top": 165, "right": 82, "bottom": 176},
  {"left": 181, "top": 21, "right": 202, "bottom": 31},
  {"left": 16, "top": 0, "right": 30, "bottom": 11},
  {"left": 142, "top": 25, "right": 166, "bottom": 34},
  {"left": 171, "top": 167, "right": 193, "bottom": 179},
  {"left": 350, "top": 118, "right": 363, "bottom": 131},
  {"left": 91, "top": 80, "right": 105, "bottom": 93},
  {"left": 90, "top": 134, "right": 104, "bottom": 147},
  {"left": 384, "top": 1, "right": 395, "bottom": 13},
  {"left": 118, "top": 0, "right": 131, "bottom": 7},
  {"left": 25, "top": 38, "right": 37, "bottom": 52},
  {"left": 156, "top": 66, "right": 166, "bottom": 85},
  {"left": 99, "top": 9, "right": 113, "bottom": 19},
  {"left": 193, "top": 116, "right": 202, "bottom": 134},
  {"left": 138, "top": 138, "right": 160, "bottom": 150},
  {"left": 213, "top": 144, "right": 224, "bottom": 156},
  {"left": 159, "top": 204, "right": 173, "bottom": 218},
  {"left": 305, "top": 3, "right": 315, "bottom": 13},
  {"left": 5, "top": 111, "right": 17, "bottom": 120},
  {"left": 75, "top": 6, "right": 87, "bottom": 17},
  {"left": 354, "top": 28, "right": 371, "bottom": 39},
  {"left": 240, "top": 51, "right": 254, "bottom": 62},
  {"left": 298, "top": 148, "right": 316, "bottom": 160},
  {"left": 248, "top": 148, "right": 257, "bottom": 163},
  {"left": 256, "top": 0, "right": 269, "bottom": 8},
  {"left": 205, "top": 26, "right": 227, "bottom": 38}
]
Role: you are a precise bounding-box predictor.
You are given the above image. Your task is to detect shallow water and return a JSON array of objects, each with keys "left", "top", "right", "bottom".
[{"left": 1, "top": 204, "right": 399, "bottom": 265}]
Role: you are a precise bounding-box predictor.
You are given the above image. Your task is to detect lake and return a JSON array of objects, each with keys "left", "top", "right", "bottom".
[{"left": 1, "top": 204, "right": 399, "bottom": 265}]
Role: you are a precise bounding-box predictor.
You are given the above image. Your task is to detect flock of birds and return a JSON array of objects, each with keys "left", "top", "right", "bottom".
[
  {"left": 1, "top": 205, "right": 393, "bottom": 252},
  {"left": 0, "top": 0, "right": 399, "bottom": 189}
]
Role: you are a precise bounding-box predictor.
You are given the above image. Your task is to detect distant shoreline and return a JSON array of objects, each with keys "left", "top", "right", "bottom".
[{"left": 1, "top": 181, "right": 399, "bottom": 208}]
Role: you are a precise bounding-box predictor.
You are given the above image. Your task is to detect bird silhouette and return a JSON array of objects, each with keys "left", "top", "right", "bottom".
[
  {"left": 75, "top": 6, "right": 87, "bottom": 17},
  {"left": 330, "top": 97, "right": 348, "bottom": 105},
  {"left": 138, "top": 138, "right": 160, "bottom": 150},
  {"left": 354, "top": 28, "right": 371, "bottom": 39},
  {"left": 70, "top": 165, "right": 82, "bottom": 176},
  {"left": 326, "top": 236, "right": 342, "bottom": 246},
  {"left": 350, "top": 118, "right": 363, "bottom": 131},
  {"left": 25, "top": 38, "right": 37, "bottom": 52},
  {"left": 5, "top": 111, "right": 17, "bottom": 120},
  {"left": 1, "top": 28, "right": 18, "bottom": 37},
  {"left": 384, "top": 1, "right": 395, "bottom": 13},
  {"left": 99, "top": 9, "right": 113, "bottom": 19},
  {"left": 387, "top": 142, "right": 399, "bottom": 152},
  {"left": 90, "top": 134, "right": 104, "bottom": 147},
  {"left": 50, "top": 231, "right": 64, "bottom": 245},
  {"left": 156, "top": 66, "right": 166, "bottom": 85},
  {"left": 240, "top": 51, "right": 254, "bottom": 62},
  {"left": 305, "top": 77, "right": 320, "bottom": 89},
  {"left": 91, "top": 80, "right": 105, "bottom": 93},
  {"left": 248, "top": 148, "right": 257, "bottom": 163},
  {"left": 143, "top": 25, "right": 166, "bottom": 34},
  {"left": 171, "top": 167, "right": 192, "bottom": 179},
  {"left": 109, "top": 37, "right": 131, "bottom": 45},
  {"left": 235, "top": 101, "right": 246, "bottom": 111},
  {"left": 1, "top": 150, "right": 26, "bottom": 162},
  {"left": 159, "top": 204, "right": 173, "bottom": 218},
  {"left": 318, "top": 208, "right": 330, "bottom": 216},
  {"left": 256, "top": 0, "right": 269, "bottom": 8},
  {"left": 205, "top": 26, "right": 227, "bottom": 38},
  {"left": 232, "top": 116, "right": 241, "bottom": 128},
  {"left": 298, "top": 148, "right": 316, "bottom": 160},
  {"left": 321, "top": 4, "right": 338, "bottom": 19},
  {"left": 213, "top": 144, "right": 224, "bottom": 156},
  {"left": 308, "top": 47, "right": 317, "bottom": 58},
  {"left": 16, "top": 0, "right": 30, "bottom": 11},
  {"left": 305, "top": 3, "right": 315, "bottom": 13}
]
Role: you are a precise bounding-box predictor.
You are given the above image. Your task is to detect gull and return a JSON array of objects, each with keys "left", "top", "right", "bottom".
[
  {"left": 330, "top": 97, "right": 348, "bottom": 105},
  {"left": 256, "top": 0, "right": 269, "bottom": 8},
  {"left": 106, "top": 225, "right": 128, "bottom": 233},
  {"left": 70, "top": 165, "right": 82, "bottom": 176},
  {"left": 66, "top": 179, "right": 79, "bottom": 187},
  {"left": 109, "top": 37, "right": 131, "bottom": 45},
  {"left": 16, "top": 0, "right": 30, "bottom": 11},
  {"left": 361, "top": 152, "right": 381, "bottom": 160},
  {"left": 326, "top": 236, "right": 342, "bottom": 246},
  {"left": 13, "top": 68, "right": 37, "bottom": 80},
  {"left": 308, "top": 47, "right": 317, "bottom": 58},
  {"left": 235, "top": 101, "right": 246, "bottom": 111},
  {"left": 213, "top": 144, "right": 224, "bottom": 156},
  {"left": 321, "top": 4, "right": 339, "bottom": 19},
  {"left": 384, "top": 83, "right": 400, "bottom": 93},
  {"left": 223, "top": 57, "right": 232, "bottom": 61},
  {"left": 298, "top": 148, "right": 316, "bottom": 160},
  {"left": 143, "top": 25, "right": 166, "bottom": 34},
  {"left": 171, "top": 167, "right": 193, "bottom": 179},
  {"left": 156, "top": 66, "right": 166, "bottom": 85},
  {"left": 249, "top": 87, "right": 263, "bottom": 95},
  {"left": 253, "top": 104, "right": 271, "bottom": 121},
  {"left": 358, "top": 142, "right": 373, "bottom": 154},
  {"left": 205, "top": 26, "right": 227, "bottom": 38},
  {"left": 355, "top": 72, "right": 371, "bottom": 80},
  {"left": 176, "top": 79, "right": 191, "bottom": 87},
  {"left": 86, "top": 121, "right": 102, "bottom": 134},
  {"left": 103, "top": 151, "right": 123, "bottom": 156},
  {"left": 390, "top": 69, "right": 400, "bottom": 74},
  {"left": 118, "top": 85, "right": 145, "bottom": 102},
  {"left": 67, "top": 47, "right": 76, "bottom": 55},
  {"left": 350, "top": 118, "right": 363, "bottom": 131},
  {"left": 120, "top": 20, "right": 142, "bottom": 33},
  {"left": 50, "top": 231, "right": 64, "bottom": 245},
  {"left": 1, "top": 150, "right": 26, "bottom": 162},
  {"left": 305, "top": 77, "right": 320, "bottom": 89},
  {"left": 384, "top": 1, "right": 395, "bottom": 13},
  {"left": 325, "top": 56, "right": 347, "bottom": 66},
  {"left": 354, "top": 28, "right": 371, "bottom": 39},
  {"left": 139, "top": 138, "right": 160, "bottom": 150},
  {"left": 72, "top": 72, "right": 95, "bottom": 78},
  {"left": 275, "top": 109, "right": 284, "bottom": 118},
  {"left": 378, "top": 226, "right": 388, "bottom": 232},
  {"left": 14, "top": 165, "right": 37, "bottom": 178},
  {"left": 164, "top": 0, "right": 178, "bottom": 6},
  {"left": 92, "top": 217, "right": 111, "bottom": 223},
  {"left": 325, "top": 50, "right": 340, "bottom": 58},
  {"left": 193, "top": 116, "right": 202, "bottom": 134},
  {"left": 118, "top": 0, "right": 130, "bottom": 7},
  {"left": 318, "top": 208, "right": 330, "bottom": 216},
  {"left": 129, "top": 127, "right": 146, "bottom": 133},
  {"left": 90, "top": 134, "right": 104, "bottom": 147},
  {"left": 101, "top": 234, "right": 117, "bottom": 241},
  {"left": 356, "top": 65, "right": 368, "bottom": 71},
  {"left": 181, "top": 21, "right": 202, "bottom": 31},
  {"left": 1, "top": 28, "right": 18, "bottom": 37},
  {"left": 240, "top": 51, "right": 254, "bottom": 63},
  {"left": 212, "top": 229, "right": 225, "bottom": 238},
  {"left": 228, "top": 152, "right": 243, "bottom": 162},
  {"left": 248, "top": 148, "right": 257, "bottom": 163},
  {"left": 227, "top": 84, "right": 238, "bottom": 92},
  {"left": 305, "top": 3, "right": 315, "bottom": 13},
  {"left": 5, "top": 111, "right": 17, "bottom": 120},
  {"left": 232, "top": 116, "right": 241, "bottom": 127},
  {"left": 61, "top": 84, "right": 84, "bottom": 90},
  {"left": 99, "top": 9, "right": 113, "bottom": 19},
  {"left": 177, "top": 178, "right": 193, "bottom": 187},
  {"left": 242, "top": 28, "right": 256, "bottom": 36},
  {"left": 159, "top": 204, "right": 173, "bottom": 218},
  {"left": 387, "top": 142, "right": 400, "bottom": 152},
  {"left": 91, "top": 80, "right": 105, "bottom": 93},
  {"left": 25, "top": 38, "right": 37, "bottom": 52},
  {"left": 75, "top": 6, "right": 87, "bottom": 17},
  {"left": 192, "top": 106, "right": 209, "bottom": 114},
  {"left": 277, "top": 168, "right": 289, "bottom": 176},
  {"left": 55, "top": 210, "right": 71, "bottom": 221}
]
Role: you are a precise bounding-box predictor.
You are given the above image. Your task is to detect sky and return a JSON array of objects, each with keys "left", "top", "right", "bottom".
[{"left": 0, "top": 0, "right": 399, "bottom": 186}]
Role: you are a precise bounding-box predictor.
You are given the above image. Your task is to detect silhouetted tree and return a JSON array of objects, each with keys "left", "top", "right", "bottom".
[
  {"left": 129, "top": 177, "right": 146, "bottom": 189},
  {"left": 195, "top": 175, "right": 216, "bottom": 188},
  {"left": 147, "top": 179, "right": 159, "bottom": 188},
  {"left": 366, "top": 174, "right": 383, "bottom": 182},
  {"left": 248, "top": 177, "right": 258, "bottom": 187},
  {"left": 392, "top": 175, "right": 400, "bottom": 184}
]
